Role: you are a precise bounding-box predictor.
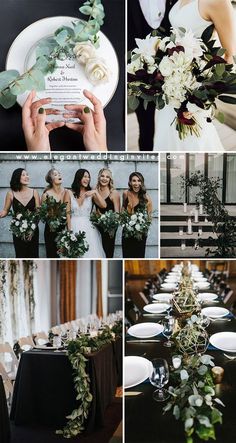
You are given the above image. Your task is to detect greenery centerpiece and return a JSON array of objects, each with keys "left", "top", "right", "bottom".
[
  {"left": 39, "top": 195, "right": 67, "bottom": 232},
  {"left": 0, "top": 0, "right": 106, "bottom": 109},
  {"left": 163, "top": 351, "right": 225, "bottom": 443},
  {"left": 90, "top": 210, "right": 120, "bottom": 238},
  {"left": 175, "top": 315, "right": 209, "bottom": 355}
]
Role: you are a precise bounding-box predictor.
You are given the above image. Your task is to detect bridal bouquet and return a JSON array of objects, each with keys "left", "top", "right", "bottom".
[
  {"left": 56, "top": 229, "right": 89, "bottom": 258},
  {"left": 128, "top": 25, "right": 236, "bottom": 140},
  {"left": 120, "top": 209, "right": 151, "bottom": 240},
  {"left": 9, "top": 209, "right": 39, "bottom": 241},
  {"left": 90, "top": 210, "right": 119, "bottom": 238},
  {"left": 39, "top": 196, "right": 67, "bottom": 232}
]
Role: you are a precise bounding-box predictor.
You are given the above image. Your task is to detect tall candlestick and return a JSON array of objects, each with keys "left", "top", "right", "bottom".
[
  {"left": 187, "top": 217, "right": 193, "bottom": 234},
  {"left": 198, "top": 226, "right": 202, "bottom": 236},
  {"left": 194, "top": 208, "right": 199, "bottom": 223},
  {"left": 199, "top": 204, "right": 203, "bottom": 215},
  {"left": 183, "top": 203, "right": 187, "bottom": 213}
]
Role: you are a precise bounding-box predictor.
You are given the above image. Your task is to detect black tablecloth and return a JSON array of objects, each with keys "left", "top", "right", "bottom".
[
  {"left": 125, "top": 301, "right": 236, "bottom": 443},
  {"left": 11, "top": 339, "right": 121, "bottom": 431},
  {"left": 0, "top": 0, "right": 125, "bottom": 151},
  {"left": 0, "top": 375, "right": 11, "bottom": 443}
]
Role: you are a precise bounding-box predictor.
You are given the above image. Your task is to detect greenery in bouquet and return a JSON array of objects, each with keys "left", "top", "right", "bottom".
[
  {"left": 120, "top": 209, "right": 151, "bottom": 240},
  {"left": 163, "top": 350, "right": 224, "bottom": 443},
  {"left": 57, "top": 321, "right": 122, "bottom": 438},
  {"left": 0, "top": 0, "right": 107, "bottom": 109},
  {"left": 55, "top": 229, "right": 89, "bottom": 258},
  {"left": 39, "top": 195, "right": 67, "bottom": 232},
  {"left": 128, "top": 25, "right": 236, "bottom": 140},
  {"left": 9, "top": 209, "right": 39, "bottom": 241},
  {"left": 90, "top": 210, "right": 120, "bottom": 238}
]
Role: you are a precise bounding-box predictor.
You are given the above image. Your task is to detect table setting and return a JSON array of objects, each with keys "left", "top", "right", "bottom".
[{"left": 125, "top": 262, "right": 236, "bottom": 443}]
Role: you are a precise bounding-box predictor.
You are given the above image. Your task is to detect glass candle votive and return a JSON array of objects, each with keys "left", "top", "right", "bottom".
[
  {"left": 212, "top": 366, "right": 224, "bottom": 384},
  {"left": 172, "top": 355, "right": 182, "bottom": 369}
]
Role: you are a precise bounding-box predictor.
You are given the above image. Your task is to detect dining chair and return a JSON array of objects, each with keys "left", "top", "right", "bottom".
[
  {"left": 34, "top": 331, "right": 48, "bottom": 345},
  {"left": 0, "top": 362, "right": 13, "bottom": 404},
  {"left": 18, "top": 336, "right": 35, "bottom": 351},
  {"left": 0, "top": 342, "right": 18, "bottom": 380}
]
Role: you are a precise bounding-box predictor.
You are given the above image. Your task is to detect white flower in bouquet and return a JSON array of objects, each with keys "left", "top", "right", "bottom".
[
  {"left": 135, "top": 224, "right": 141, "bottom": 231},
  {"left": 174, "top": 29, "right": 203, "bottom": 60},
  {"left": 15, "top": 221, "right": 20, "bottom": 226},
  {"left": 159, "top": 56, "right": 175, "bottom": 76},
  {"left": 85, "top": 57, "right": 110, "bottom": 85},
  {"left": 134, "top": 35, "right": 160, "bottom": 58},
  {"left": 127, "top": 57, "right": 144, "bottom": 75},
  {"left": 159, "top": 36, "right": 172, "bottom": 52},
  {"left": 31, "top": 223, "right": 36, "bottom": 229},
  {"left": 16, "top": 213, "right": 22, "bottom": 220},
  {"left": 130, "top": 214, "right": 137, "bottom": 221},
  {"left": 22, "top": 221, "right": 28, "bottom": 229},
  {"left": 70, "top": 234, "right": 77, "bottom": 241},
  {"left": 100, "top": 214, "right": 106, "bottom": 219},
  {"left": 73, "top": 41, "right": 96, "bottom": 64}
]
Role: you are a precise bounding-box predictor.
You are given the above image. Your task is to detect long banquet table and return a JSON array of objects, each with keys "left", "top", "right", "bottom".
[
  {"left": 11, "top": 338, "right": 122, "bottom": 432},
  {"left": 0, "top": 375, "right": 11, "bottom": 443},
  {"left": 125, "top": 280, "right": 236, "bottom": 443}
]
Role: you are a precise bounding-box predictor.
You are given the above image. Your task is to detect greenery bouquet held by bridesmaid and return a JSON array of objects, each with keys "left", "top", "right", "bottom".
[
  {"left": 0, "top": 168, "right": 40, "bottom": 258},
  {"left": 40, "top": 169, "right": 68, "bottom": 258},
  {"left": 92, "top": 168, "right": 120, "bottom": 258},
  {"left": 121, "top": 172, "right": 152, "bottom": 258}
]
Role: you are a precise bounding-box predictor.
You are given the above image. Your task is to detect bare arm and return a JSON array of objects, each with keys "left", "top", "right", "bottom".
[
  {"left": 121, "top": 191, "right": 128, "bottom": 211},
  {"left": 146, "top": 194, "right": 153, "bottom": 215},
  {"left": 0, "top": 191, "right": 13, "bottom": 217},
  {"left": 111, "top": 190, "right": 121, "bottom": 212},
  {"left": 64, "top": 190, "right": 72, "bottom": 230},
  {"left": 91, "top": 190, "right": 107, "bottom": 208},
  {"left": 204, "top": 0, "right": 236, "bottom": 63},
  {"left": 34, "top": 190, "right": 40, "bottom": 208}
]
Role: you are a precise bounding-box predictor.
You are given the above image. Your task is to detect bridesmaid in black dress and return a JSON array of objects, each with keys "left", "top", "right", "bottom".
[
  {"left": 122, "top": 172, "right": 152, "bottom": 258},
  {"left": 95, "top": 168, "right": 120, "bottom": 257},
  {"left": 0, "top": 168, "right": 40, "bottom": 258},
  {"left": 41, "top": 169, "right": 68, "bottom": 258}
]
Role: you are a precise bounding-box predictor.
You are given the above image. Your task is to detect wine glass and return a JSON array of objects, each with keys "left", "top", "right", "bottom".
[
  {"left": 149, "top": 358, "right": 170, "bottom": 402},
  {"left": 53, "top": 334, "right": 62, "bottom": 352},
  {"left": 163, "top": 317, "right": 174, "bottom": 347}
]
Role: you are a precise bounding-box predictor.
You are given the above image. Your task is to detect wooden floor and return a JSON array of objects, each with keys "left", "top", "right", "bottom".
[{"left": 127, "top": 113, "right": 236, "bottom": 151}]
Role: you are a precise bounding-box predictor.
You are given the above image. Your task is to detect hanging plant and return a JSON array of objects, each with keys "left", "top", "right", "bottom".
[
  {"left": 0, "top": 261, "right": 7, "bottom": 341},
  {"left": 23, "top": 261, "right": 37, "bottom": 322},
  {"left": 0, "top": 0, "right": 106, "bottom": 109}
]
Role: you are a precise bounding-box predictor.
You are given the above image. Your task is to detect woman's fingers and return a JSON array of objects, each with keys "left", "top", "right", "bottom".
[
  {"left": 30, "top": 97, "right": 52, "bottom": 119},
  {"left": 45, "top": 108, "right": 61, "bottom": 116},
  {"left": 83, "top": 90, "right": 105, "bottom": 126},
  {"left": 22, "top": 90, "right": 36, "bottom": 132}
]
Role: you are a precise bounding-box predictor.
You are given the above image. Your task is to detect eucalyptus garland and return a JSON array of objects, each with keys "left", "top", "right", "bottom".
[
  {"left": 163, "top": 353, "right": 224, "bottom": 443},
  {"left": 181, "top": 172, "right": 236, "bottom": 257},
  {"left": 23, "top": 261, "right": 37, "bottom": 322},
  {"left": 56, "top": 322, "right": 122, "bottom": 438},
  {"left": 0, "top": 0, "right": 105, "bottom": 109},
  {"left": 0, "top": 261, "right": 7, "bottom": 341}
]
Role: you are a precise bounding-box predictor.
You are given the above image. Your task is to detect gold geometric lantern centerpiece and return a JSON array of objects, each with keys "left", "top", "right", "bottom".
[{"left": 175, "top": 319, "right": 209, "bottom": 355}]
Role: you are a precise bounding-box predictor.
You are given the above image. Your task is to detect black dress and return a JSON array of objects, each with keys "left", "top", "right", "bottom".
[
  {"left": 122, "top": 200, "right": 147, "bottom": 258},
  {"left": 95, "top": 195, "right": 117, "bottom": 258},
  {"left": 12, "top": 193, "right": 39, "bottom": 258},
  {"left": 43, "top": 193, "right": 67, "bottom": 258}
]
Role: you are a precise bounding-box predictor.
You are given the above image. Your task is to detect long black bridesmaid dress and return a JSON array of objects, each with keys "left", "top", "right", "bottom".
[
  {"left": 12, "top": 192, "right": 39, "bottom": 258},
  {"left": 43, "top": 194, "right": 67, "bottom": 258},
  {"left": 95, "top": 195, "right": 117, "bottom": 258},
  {"left": 121, "top": 198, "right": 147, "bottom": 258}
]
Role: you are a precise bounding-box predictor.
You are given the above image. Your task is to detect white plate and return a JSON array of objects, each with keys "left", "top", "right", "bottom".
[
  {"left": 193, "top": 277, "right": 208, "bottom": 282},
  {"left": 127, "top": 323, "right": 164, "bottom": 338},
  {"left": 124, "top": 356, "right": 153, "bottom": 389},
  {"left": 153, "top": 293, "right": 173, "bottom": 303},
  {"left": 197, "top": 293, "right": 218, "bottom": 302},
  {"left": 210, "top": 332, "right": 236, "bottom": 352},
  {"left": 34, "top": 345, "right": 63, "bottom": 350},
  {"left": 6, "top": 16, "right": 119, "bottom": 120},
  {"left": 201, "top": 307, "right": 229, "bottom": 318},
  {"left": 143, "top": 303, "right": 170, "bottom": 314},
  {"left": 161, "top": 283, "right": 177, "bottom": 291},
  {"left": 195, "top": 282, "right": 210, "bottom": 289}
]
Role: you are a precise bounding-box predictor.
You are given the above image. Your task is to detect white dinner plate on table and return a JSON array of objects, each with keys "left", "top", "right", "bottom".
[
  {"left": 34, "top": 345, "right": 63, "bottom": 350},
  {"left": 161, "top": 283, "right": 177, "bottom": 291},
  {"left": 201, "top": 307, "right": 229, "bottom": 318},
  {"left": 153, "top": 293, "right": 174, "bottom": 303},
  {"left": 143, "top": 303, "right": 170, "bottom": 314},
  {"left": 197, "top": 293, "right": 218, "bottom": 302},
  {"left": 195, "top": 282, "right": 210, "bottom": 290},
  {"left": 127, "top": 323, "right": 164, "bottom": 338},
  {"left": 193, "top": 277, "right": 208, "bottom": 282},
  {"left": 124, "top": 356, "right": 153, "bottom": 389},
  {"left": 210, "top": 332, "right": 236, "bottom": 352},
  {"left": 6, "top": 16, "right": 119, "bottom": 120}
]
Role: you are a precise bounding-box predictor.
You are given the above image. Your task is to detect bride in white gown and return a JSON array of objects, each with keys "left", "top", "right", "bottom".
[
  {"left": 154, "top": 0, "right": 236, "bottom": 151},
  {"left": 67, "top": 169, "right": 106, "bottom": 258}
]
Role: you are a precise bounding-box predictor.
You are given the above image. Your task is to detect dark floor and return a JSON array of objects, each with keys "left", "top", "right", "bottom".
[{"left": 10, "top": 399, "right": 122, "bottom": 443}]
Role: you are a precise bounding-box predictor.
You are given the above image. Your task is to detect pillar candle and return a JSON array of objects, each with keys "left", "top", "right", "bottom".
[
  {"left": 187, "top": 217, "right": 192, "bottom": 234},
  {"left": 199, "top": 204, "right": 203, "bottom": 215},
  {"left": 194, "top": 208, "right": 199, "bottom": 223},
  {"left": 183, "top": 203, "right": 187, "bottom": 213}
]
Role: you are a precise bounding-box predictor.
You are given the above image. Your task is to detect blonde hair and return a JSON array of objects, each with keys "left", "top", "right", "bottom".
[{"left": 96, "top": 168, "right": 114, "bottom": 192}]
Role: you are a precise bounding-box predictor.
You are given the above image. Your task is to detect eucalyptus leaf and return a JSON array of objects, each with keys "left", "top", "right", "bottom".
[
  {"left": 80, "top": 5, "right": 92, "bottom": 15},
  {"left": 216, "top": 111, "right": 225, "bottom": 124},
  {"left": 128, "top": 95, "right": 139, "bottom": 111},
  {"left": 0, "top": 89, "right": 17, "bottom": 109},
  {"left": 0, "top": 70, "right": 20, "bottom": 91},
  {"left": 55, "top": 29, "right": 69, "bottom": 47}
]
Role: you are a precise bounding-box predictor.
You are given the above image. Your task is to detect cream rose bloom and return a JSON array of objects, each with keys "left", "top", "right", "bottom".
[
  {"left": 73, "top": 41, "right": 96, "bottom": 65},
  {"left": 85, "top": 57, "right": 110, "bottom": 85}
]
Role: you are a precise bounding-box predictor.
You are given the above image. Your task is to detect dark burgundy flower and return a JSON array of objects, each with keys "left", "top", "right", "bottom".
[
  {"left": 167, "top": 45, "right": 185, "bottom": 56},
  {"left": 177, "top": 109, "right": 195, "bottom": 126},
  {"left": 203, "top": 55, "right": 227, "bottom": 71}
]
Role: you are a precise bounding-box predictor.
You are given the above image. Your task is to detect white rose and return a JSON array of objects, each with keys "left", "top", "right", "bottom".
[
  {"left": 15, "top": 221, "right": 20, "bottom": 226},
  {"left": 16, "top": 213, "right": 22, "bottom": 220},
  {"left": 130, "top": 214, "right": 137, "bottom": 221},
  {"left": 70, "top": 234, "right": 77, "bottom": 241},
  {"left": 100, "top": 214, "right": 106, "bottom": 219},
  {"left": 22, "top": 222, "right": 28, "bottom": 229},
  {"left": 159, "top": 36, "right": 171, "bottom": 52},
  {"left": 127, "top": 57, "right": 143, "bottom": 75},
  {"left": 129, "top": 220, "right": 136, "bottom": 226},
  {"left": 73, "top": 41, "right": 96, "bottom": 65},
  {"left": 135, "top": 224, "right": 141, "bottom": 231},
  {"left": 85, "top": 57, "right": 110, "bottom": 85}
]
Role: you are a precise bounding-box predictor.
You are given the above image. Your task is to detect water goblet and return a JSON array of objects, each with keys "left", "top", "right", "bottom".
[
  {"left": 149, "top": 358, "right": 170, "bottom": 402},
  {"left": 163, "top": 317, "right": 174, "bottom": 347}
]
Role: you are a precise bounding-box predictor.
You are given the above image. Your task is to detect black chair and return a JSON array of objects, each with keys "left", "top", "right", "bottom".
[{"left": 0, "top": 375, "right": 11, "bottom": 443}]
